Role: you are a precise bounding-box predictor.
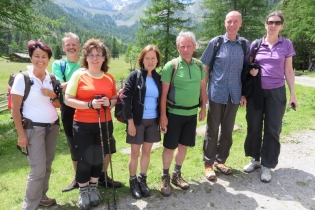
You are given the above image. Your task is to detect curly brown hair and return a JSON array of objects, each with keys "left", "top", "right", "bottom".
[{"left": 81, "top": 39, "right": 110, "bottom": 72}]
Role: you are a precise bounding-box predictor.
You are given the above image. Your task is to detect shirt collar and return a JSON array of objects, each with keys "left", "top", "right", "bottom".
[
  {"left": 223, "top": 34, "right": 242, "bottom": 44},
  {"left": 178, "top": 56, "right": 198, "bottom": 65},
  {"left": 262, "top": 35, "right": 283, "bottom": 45}
]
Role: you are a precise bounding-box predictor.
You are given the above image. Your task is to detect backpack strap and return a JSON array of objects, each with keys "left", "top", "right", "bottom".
[
  {"left": 60, "top": 59, "right": 67, "bottom": 82},
  {"left": 252, "top": 38, "right": 262, "bottom": 60},
  {"left": 171, "top": 58, "right": 179, "bottom": 84},
  {"left": 240, "top": 38, "right": 247, "bottom": 57},
  {"left": 209, "top": 35, "right": 223, "bottom": 72},
  {"left": 21, "top": 72, "right": 31, "bottom": 103}
]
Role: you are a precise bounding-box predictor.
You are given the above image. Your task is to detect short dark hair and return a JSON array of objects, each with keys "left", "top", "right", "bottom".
[
  {"left": 266, "top": 11, "right": 284, "bottom": 24},
  {"left": 138, "top": 44, "right": 161, "bottom": 69},
  {"left": 81, "top": 39, "right": 109, "bottom": 72},
  {"left": 27, "top": 40, "right": 53, "bottom": 59}
]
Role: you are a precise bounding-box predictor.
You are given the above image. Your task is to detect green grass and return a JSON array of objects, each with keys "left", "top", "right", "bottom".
[
  {"left": 1, "top": 59, "right": 315, "bottom": 209},
  {"left": 295, "top": 70, "right": 315, "bottom": 77}
]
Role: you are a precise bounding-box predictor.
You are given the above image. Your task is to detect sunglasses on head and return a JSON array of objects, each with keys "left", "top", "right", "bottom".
[
  {"left": 267, "top": 21, "right": 282, "bottom": 26},
  {"left": 17, "top": 145, "right": 29, "bottom": 156}
]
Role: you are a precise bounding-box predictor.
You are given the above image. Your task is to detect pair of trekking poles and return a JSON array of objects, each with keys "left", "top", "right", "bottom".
[{"left": 95, "top": 94, "right": 117, "bottom": 210}]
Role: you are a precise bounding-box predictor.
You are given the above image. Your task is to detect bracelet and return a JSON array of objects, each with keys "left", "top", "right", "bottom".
[
  {"left": 50, "top": 97, "right": 59, "bottom": 102},
  {"left": 88, "top": 100, "right": 94, "bottom": 109},
  {"left": 109, "top": 100, "right": 112, "bottom": 107}
]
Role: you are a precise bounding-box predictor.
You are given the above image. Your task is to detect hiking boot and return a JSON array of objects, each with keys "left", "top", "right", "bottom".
[
  {"left": 39, "top": 195, "right": 56, "bottom": 207},
  {"left": 171, "top": 171, "right": 190, "bottom": 190},
  {"left": 260, "top": 166, "right": 272, "bottom": 183},
  {"left": 214, "top": 162, "right": 233, "bottom": 175},
  {"left": 88, "top": 184, "right": 100, "bottom": 207},
  {"left": 138, "top": 175, "right": 150, "bottom": 197},
  {"left": 130, "top": 178, "right": 142, "bottom": 199},
  {"left": 161, "top": 174, "right": 172, "bottom": 197},
  {"left": 78, "top": 187, "right": 90, "bottom": 210},
  {"left": 244, "top": 158, "right": 261, "bottom": 173},
  {"left": 98, "top": 175, "right": 122, "bottom": 188},
  {"left": 205, "top": 165, "right": 216, "bottom": 181},
  {"left": 62, "top": 180, "right": 79, "bottom": 192}
]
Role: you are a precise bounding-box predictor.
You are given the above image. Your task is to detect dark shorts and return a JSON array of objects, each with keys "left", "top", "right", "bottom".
[
  {"left": 163, "top": 113, "right": 197, "bottom": 150},
  {"left": 73, "top": 120, "right": 116, "bottom": 183},
  {"left": 126, "top": 118, "right": 161, "bottom": 145}
]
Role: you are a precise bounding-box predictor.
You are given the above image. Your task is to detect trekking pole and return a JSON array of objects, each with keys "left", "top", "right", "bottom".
[
  {"left": 95, "top": 95, "right": 110, "bottom": 210},
  {"left": 101, "top": 94, "right": 117, "bottom": 210}
]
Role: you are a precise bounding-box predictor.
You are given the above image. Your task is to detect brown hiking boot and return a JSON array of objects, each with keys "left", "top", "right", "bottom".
[
  {"left": 214, "top": 162, "right": 233, "bottom": 175},
  {"left": 39, "top": 195, "right": 56, "bottom": 207},
  {"left": 161, "top": 174, "right": 172, "bottom": 197},
  {"left": 205, "top": 165, "right": 216, "bottom": 181},
  {"left": 171, "top": 171, "right": 190, "bottom": 190}
]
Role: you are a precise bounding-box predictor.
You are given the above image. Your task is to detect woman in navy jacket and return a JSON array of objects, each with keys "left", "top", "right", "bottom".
[{"left": 123, "top": 45, "right": 162, "bottom": 199}]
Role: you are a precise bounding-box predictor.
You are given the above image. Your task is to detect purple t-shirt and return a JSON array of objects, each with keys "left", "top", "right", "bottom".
[{"left": 250, "top": 36, "right": 296, "bottom": 89}]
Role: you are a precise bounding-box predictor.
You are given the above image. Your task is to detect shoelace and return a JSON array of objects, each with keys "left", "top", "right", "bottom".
[
  {"left": 80, "top": 191, "right": 90, "bottom": 204},
  {"left": 162, "top": 176, "right": 170, "bottom": 187},
  {"left": 89, "top": 187, "right": 100, "bottom": 199},
  {"left": 217, "top": 164, "right": 229, "bottom": 171}
]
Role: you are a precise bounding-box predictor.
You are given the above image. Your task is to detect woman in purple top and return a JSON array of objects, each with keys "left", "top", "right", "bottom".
[{"left": 243, "top": 11, "right": 298, "bottom": 183}]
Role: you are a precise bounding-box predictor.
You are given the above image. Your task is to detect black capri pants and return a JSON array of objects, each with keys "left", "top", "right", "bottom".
[
  {"left": 73, "top": 120, "right": 116, "bottom": 183},
  {"left": 60, "top": 103, "right": 77, "bottom": 161}
]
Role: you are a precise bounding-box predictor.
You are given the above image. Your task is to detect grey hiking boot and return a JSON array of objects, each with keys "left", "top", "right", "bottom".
[
  {"left": 171, "top": 171, "right": 190, "bottom": 190},
  {"left": 260, "top": 166, "right": 272, "bottom": 183},
  {"left": 88, "top": 184, "right": 100, "bottom": 207},
  {"left": 161, "top": 174, "right": 172, "bottom": 197},
  {"left": 78, "top": 187, "right": 90, "bottom": 210},
  {"left": 244, "top": 158, "right": 261, "bottom": 173}
]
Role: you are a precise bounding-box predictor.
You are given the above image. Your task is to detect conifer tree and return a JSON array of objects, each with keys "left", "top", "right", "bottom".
[
  {"left": 111, "top": 36, "right": 119, "bottom": 59},
  {"left": 200, "top": 0, "right": 269, "bottom": 44},
  {"left": 137, "top": 0, "right": 190, "bottom": 65},
  {"left": 53, "top": 45, "right": 62, "bottom": 60}
]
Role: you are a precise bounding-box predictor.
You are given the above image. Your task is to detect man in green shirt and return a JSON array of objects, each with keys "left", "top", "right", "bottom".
[
  {"left": 159, "top": 31, "right": 207, "bottom": 197},
  {"left": 52, "top": 32, "right": 81, "bottom": 192}
]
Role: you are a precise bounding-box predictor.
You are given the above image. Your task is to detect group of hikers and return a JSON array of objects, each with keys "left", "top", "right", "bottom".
[{"left": 11, "top": 10, "right": 297, "bottom": 210}]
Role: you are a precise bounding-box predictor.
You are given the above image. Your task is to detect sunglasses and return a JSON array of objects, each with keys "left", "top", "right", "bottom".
[
  {"left": 267, "top": 21, "right": 283, "bottom": 26},
  {"left": 17, "top": 145, "right": 29, "bottom": 156}
]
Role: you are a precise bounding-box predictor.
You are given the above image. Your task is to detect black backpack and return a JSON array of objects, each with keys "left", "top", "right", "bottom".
[{"left": 114, "top": 70, "right": 142, "bottom": 123}]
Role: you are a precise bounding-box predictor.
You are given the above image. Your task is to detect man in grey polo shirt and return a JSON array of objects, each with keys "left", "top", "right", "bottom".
[{"left": 200, "top": 11, "right": 250, "bottom": 181}]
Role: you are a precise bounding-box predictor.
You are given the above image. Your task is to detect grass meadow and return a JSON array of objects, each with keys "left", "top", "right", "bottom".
[{"left": 0, "top": 57, "right": 315, "bottom": 209}]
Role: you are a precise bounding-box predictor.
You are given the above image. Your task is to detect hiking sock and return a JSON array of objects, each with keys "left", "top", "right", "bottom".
[
  {"left": 89, "top": 182, "right": 97, "bottom": 187},
  {"left": 139, "top": 172, "right": 146, "bottom": 178},
  {"left": 130, "top": 175, "right": 137, "bottom": 181},
  {"left": 79, "top": 185, "right": 88, "bottom": 190},
  {"left": 163, "top": 168, "right": 169, "bottom": 175},
  {"left": 174, "top": 164, "right": 182, "bottom": 172}
]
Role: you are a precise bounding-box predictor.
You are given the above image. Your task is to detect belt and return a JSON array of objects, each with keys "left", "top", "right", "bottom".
[{"left": 23, "top": 118, "right": 59, "bottom": 133}]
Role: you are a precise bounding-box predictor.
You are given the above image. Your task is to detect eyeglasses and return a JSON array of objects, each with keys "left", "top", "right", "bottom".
[
  {"left": 267, "top": 21, "right": 283, "bottom": 26},
  {"left": 87, "top": 54, "right": 103, "bottom": 59},
  {"left": 17, "top": 145, "right": 29, "bottom": 156}
]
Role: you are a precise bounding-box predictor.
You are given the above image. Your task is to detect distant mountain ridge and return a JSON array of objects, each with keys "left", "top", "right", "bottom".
[
  {"left": 72, "top": 0, "right": 144, "bottom": 11},
  {"left": 52, "top": 0, "right": 201, "bottom": 26}
]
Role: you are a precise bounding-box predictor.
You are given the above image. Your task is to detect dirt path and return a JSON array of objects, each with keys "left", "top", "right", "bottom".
[
  {"left": 96, "top": 130, "right": 315, "bottom": 210},
  {"left": 295, "top": 76, "right": 315, "bottom": 87}
]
